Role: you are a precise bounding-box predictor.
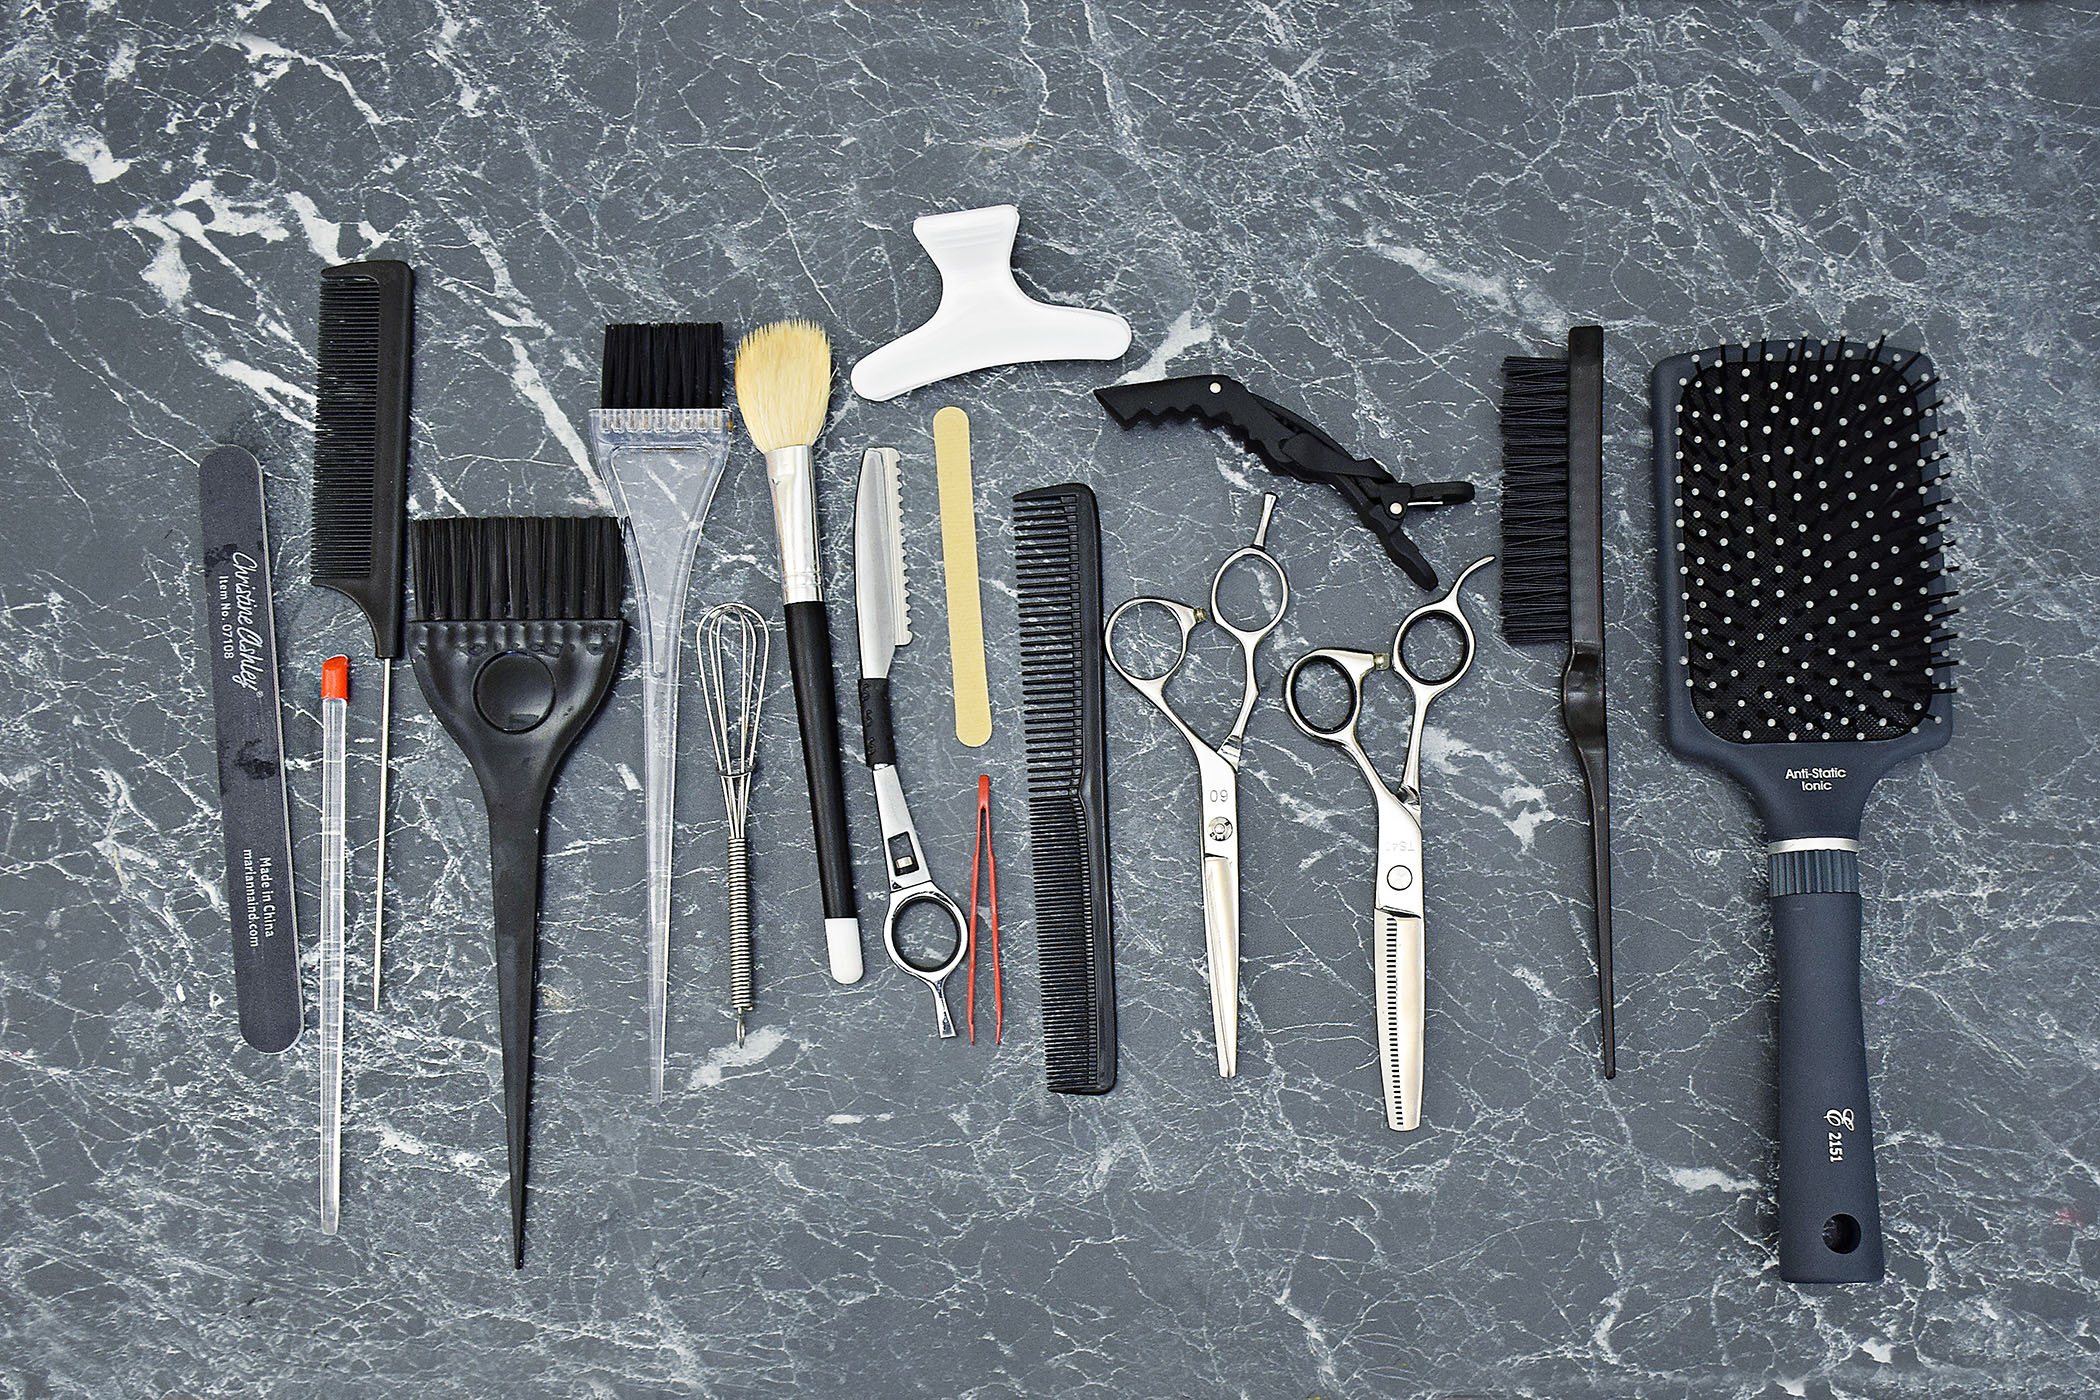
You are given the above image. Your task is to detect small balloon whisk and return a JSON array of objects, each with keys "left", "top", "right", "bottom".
[{"left": 697, "top": 602, "right": 769, "bottom": 1044}]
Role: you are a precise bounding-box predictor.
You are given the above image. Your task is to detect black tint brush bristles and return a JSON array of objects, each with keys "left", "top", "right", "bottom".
[
  {"left": 1654, "top": 335, "right": 1955, "bottom": 1284},
  {"left": 411, "top": 516, "right": 624, "bottom": 623},
  {"left": 1498, "top": 325, "right": 1614, "bottom": 1077},
  {"left": 1013, "top": 484, "right": 1117, "bottom": 1095},
  {"left": 408, "top": 515, "right": 627, "bottom": 1268},
  {"left": 601, "top": 323, "right": 724, "bottom": 410}
]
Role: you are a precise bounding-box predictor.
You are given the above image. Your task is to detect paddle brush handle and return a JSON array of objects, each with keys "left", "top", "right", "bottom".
[
  {"left": 1770, "top": 859, "right": 1884, "bottom": 1283},
  {"left": 784, "top": 600, "right": 862, "bottom": 982}
]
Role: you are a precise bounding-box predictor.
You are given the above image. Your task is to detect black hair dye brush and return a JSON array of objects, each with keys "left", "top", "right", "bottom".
[
  {"left": 408, "top": 516, "right": 627, "bottom": 1267},
  {"left": 1499, "top": 325, "right": 1614, "bottom": 1076},
  {"left": 1653, "top": 337, "right": 1956, "bottom": 1284}
]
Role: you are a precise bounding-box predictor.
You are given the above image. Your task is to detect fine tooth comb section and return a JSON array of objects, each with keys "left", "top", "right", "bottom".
[
  {"left": 312, "top": 260, "right": 414, "bottom": 657},
  {"left": 1013, "top": 484, "right": 1116, "bottom": 1095}
]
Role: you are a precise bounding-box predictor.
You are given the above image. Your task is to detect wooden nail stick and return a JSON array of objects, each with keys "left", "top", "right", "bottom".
[{"left": 933, "top": 407, "right": 993, "bottom": 747}]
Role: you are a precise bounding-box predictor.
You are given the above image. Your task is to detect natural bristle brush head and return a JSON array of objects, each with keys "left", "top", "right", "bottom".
[
  {"left": 733, "top": 320, "right": 833, "bottom": 453},
  {"left": 1668, "top": 338, "right": 1956, "bottom": 751}
]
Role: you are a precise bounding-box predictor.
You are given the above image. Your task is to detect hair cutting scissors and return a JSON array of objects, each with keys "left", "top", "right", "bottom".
[
  {"left": 1283, "top": 555, "right": 1492, "bottom": 1130},
  {"left": 1106, "top": 493, "right": 1290, "bottom": 1077}
]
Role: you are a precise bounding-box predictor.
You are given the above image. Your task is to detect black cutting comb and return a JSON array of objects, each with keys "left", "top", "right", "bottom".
[
  {"left": 1654, "top": 336, "right": 1956, "bottom": 1284},
  {"left": 1013, "top": 484, "right": 1117, "bottom": 1095},
  {"left": 312, "top": 260, "right": 413, "bottom": 656}
]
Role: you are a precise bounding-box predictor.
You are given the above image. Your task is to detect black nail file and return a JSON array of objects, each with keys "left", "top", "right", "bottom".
[{"left": 196, "top": 445, "right": 304, "bottom": 1053}]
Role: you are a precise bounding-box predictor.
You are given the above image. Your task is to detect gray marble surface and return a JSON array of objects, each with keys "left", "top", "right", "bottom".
[{"left": 2, "top": 2, "right": 2097, "bottom": 1396}]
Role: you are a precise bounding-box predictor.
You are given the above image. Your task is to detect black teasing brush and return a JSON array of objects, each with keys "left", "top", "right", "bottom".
[
  {"left": 1654, "top": 334, "right": 1956, "bottom": 1285},
  {"left": 601, "top": 323, "right": 724, "bottom": 411},
  {"left": 408, "top": 515, "right": 627, "bottom": 1268},
  {"left": 1013, "top": 485, "right": 1117, "bottom": 1095},
  {"left": 312, "top": 260, "right": 414, "bottom": 658},
  {"left": 1498, "top": 325, "right": 1614, "bottom": 1077}
]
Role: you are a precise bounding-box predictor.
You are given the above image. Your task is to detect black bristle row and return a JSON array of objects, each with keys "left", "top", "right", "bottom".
[
  {"left": 1013, "top": 485, "right": 1116, "bottom": 1096},
  {"left": 1669, "top": 337, "right": 1956, "bottom": 744},
  {"left": 411, "top": 516, "right": 626, "bottom": 623},
  {"left": 1498, "top": 354, "right": 1574, "bottom": 644},
  {"left": 601, "top": 323, "right": 724, "bottom": 410}
]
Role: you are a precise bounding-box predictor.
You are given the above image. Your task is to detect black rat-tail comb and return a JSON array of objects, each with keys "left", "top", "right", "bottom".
[
  {"left": 1653, "top": 337, "right": 1956, "bottom": 1283},
  {"left": 409, "top": 516, "right": 627, "bottom": 1267},
  {"left": 311, "top": 259, "right": 414, "bottom": 1010}
]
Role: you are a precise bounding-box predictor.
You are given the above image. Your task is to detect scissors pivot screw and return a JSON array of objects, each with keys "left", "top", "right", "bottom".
[
  {"left": 1386, "top": 866, "right": 1415, "bottom": 891},
  {"left": 1208, "top": 816, "right": 1234, "bottom": 842}
]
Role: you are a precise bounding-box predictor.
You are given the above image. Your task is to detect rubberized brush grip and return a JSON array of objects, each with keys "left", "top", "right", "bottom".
[
  {"left": 784, "top": 601, "right": 861, "bottom": 979},
  {"left": 1770, "top": 857, "right": 1884, "bottom": 1283}
]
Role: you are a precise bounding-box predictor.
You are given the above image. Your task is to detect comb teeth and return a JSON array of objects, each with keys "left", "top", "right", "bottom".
[
  {"left": 1669, "top": 338, "right": 1957, "bottom": 744},
  {"left": 1013, "top": 484, "right": 1116, "bottom": 1096},
  {"left": 312, "top": 260, "right": 413, "bottom": 657},
  {"left": 410, "top": 517, "right": 626, "bottom": 624},
  {"left": 601, "top": 323, "right": 724, "bottom": 410}
]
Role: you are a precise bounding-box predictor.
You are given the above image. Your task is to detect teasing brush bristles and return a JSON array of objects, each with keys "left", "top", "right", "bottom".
[{"left": 734, "top": 320, "right": 833, "bottom": 453}]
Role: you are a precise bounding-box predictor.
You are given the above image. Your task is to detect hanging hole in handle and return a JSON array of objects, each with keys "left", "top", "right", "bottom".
[
  {"left": 1821, "top": 1213, "right": 1862, "bottom": 1254},
  {"left": 1395, "top": 610, "right": 1471, "bottom": 687},
  {"left": 1286, "top": 654, "right": 1362, "bottom": 739},
  {"left": 889, "top": 895, "right": 965, "bottom": 976},
  {"left": 1211, "top": 548, "right": 1288, "bottom": 636},
  {"left": 1106, "top": 600, "right": 1190, "bottom": 683}
]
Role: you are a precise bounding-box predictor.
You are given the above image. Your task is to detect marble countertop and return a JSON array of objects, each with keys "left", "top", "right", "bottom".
[{"left": 3, "top": 2, "right": 2097, "bottom": 1397}]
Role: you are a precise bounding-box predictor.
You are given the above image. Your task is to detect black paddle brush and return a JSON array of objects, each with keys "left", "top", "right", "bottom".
[
  {"left": 1653, "top": 337, "right": 1956, "bottom": 1284},
  {"left": 408, "top": 515, "right": 626, "bottom": 1268}
]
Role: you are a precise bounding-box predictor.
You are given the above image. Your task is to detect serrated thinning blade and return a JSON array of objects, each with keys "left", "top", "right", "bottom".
[
  {"left": 854, "top": 447, "right": 908, "bottom": 677},
  {"left": 884, "top": 448, "right": 911, "bottom": 645}
]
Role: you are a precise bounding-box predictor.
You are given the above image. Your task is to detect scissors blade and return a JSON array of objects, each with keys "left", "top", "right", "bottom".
[
  {"left": 1201, "top": 852, "right": 1239, "bottom": 1077},
  {"left": 1376, "top": 910, "right": 1425, "bottom": 1130}
]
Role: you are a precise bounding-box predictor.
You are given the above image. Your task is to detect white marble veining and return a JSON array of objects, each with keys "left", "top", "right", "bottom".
[{"left": 2, "top": 1, "right": 2097, "bottom": 1396}]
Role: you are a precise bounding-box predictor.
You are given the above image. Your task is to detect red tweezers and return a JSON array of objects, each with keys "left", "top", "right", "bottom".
[{"left": 966, "top": 773, "right": 1001, "bottom": 1044}]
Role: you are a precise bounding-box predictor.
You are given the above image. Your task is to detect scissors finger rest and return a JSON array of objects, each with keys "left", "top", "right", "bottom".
[{"left": 882, "top": 884, "right": 969, "bottom": 1038}]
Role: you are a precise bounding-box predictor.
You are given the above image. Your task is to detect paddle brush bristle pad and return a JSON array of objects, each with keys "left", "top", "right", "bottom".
[{"left": 1667, "top": 340, "right": 1956, "bottom": 746}]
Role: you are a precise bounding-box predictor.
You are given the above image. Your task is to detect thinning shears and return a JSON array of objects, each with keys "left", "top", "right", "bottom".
[
  {"left": 1106, "top": 492, "right": 1290, "bottom": 1077},
  {"left": 1283, "top": 555, "right": 1492, "bottom": 1130}
]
